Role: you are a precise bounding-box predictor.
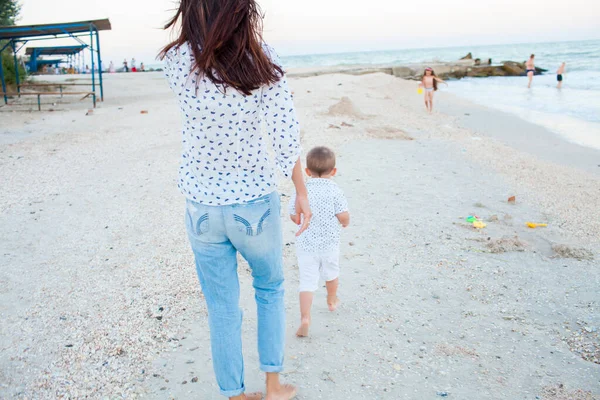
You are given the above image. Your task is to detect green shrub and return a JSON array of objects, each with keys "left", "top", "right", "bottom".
[{"left": 1, "top": 49, "right": 26, "bottom": 88}]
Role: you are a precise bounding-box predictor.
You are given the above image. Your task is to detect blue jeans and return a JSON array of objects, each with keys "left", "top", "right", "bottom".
[{"left": 185, "top": 191, "right": 285, "bottom": 397}]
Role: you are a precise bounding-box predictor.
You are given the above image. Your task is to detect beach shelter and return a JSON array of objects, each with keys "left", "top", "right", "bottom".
[
  {"left": 0, "top": 19, "right": 111, "bottom": 104},
  {"left": 26, "top": 45, "right": 86, "bottom": 72}
]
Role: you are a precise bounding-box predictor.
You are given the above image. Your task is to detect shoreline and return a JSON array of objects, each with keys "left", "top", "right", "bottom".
[
  {"left": 435, "top": 91, "right": 600, "bottom": 175},
  {"left": 288, "top": 65, "right": 600, "bottom": 156}
]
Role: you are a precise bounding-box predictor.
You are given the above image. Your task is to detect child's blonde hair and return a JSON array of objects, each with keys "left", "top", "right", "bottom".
[{"left": 307, "top": 146, "right": 336, "bottom": 177}]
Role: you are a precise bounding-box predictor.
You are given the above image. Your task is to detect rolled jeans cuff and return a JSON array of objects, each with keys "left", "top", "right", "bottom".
[
  {"left": 220, "top": 385, "right": 245, "bottom": 398},
  {"left": 260, "top": 364, "right": 284, "bottom": 373}
]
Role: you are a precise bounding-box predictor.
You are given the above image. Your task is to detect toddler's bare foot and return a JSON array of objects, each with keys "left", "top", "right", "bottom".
[
  {"left": 327, "top": 296, "right": 340, "bottom": 312},
  {"left": 296, "top": 318, "right": 310, "bottom": 337},
  {"left": 266, "top": 384, "right": 297, "bottom": 400}
]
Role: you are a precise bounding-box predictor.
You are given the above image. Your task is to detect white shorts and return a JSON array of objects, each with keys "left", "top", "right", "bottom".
[{"left": 297, "top": 251, "right": 340, "bottom": 292}]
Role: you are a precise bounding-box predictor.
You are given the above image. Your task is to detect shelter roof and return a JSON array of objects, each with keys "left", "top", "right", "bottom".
[
  {"left": 0, "top": 19, "right": 111, "bottom": 40},
  {"left": 26, "top": 45, "right": 86, "bottom": 56}
]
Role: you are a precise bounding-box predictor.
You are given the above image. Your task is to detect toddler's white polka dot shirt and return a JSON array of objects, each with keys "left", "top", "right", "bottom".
[{"left": 289, "top": 179, "right": 349, "bottom": 253}]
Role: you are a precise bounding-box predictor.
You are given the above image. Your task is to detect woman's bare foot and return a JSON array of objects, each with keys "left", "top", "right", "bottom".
[
  {"left": 231, "top": 391, "right": 263, "bottom": 400},
  {"left": 327, "top": 296, "right": 340, "bottom": 312},
  {"left": 296, "top": 317, "right": 310, "bottom": 337},
  {"left": 266, "top": 383, "right": 297, "bottom": 400}
]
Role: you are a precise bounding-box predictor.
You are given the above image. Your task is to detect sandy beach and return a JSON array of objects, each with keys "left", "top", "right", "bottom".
[{"left": 1, "top": 71, "right": 599, "bottom": 399}]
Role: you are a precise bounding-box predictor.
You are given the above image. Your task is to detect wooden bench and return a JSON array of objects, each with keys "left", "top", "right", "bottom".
[
  {"left": 18, "top": 83, "right": 95, "bottom": 98},
  {"left": 1, "top": 91, "right": 96, "bottom": 111}
]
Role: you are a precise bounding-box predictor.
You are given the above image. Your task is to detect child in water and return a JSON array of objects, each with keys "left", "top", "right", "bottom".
[{"left": 419, "top": 67, "right": 448, "bottom": 113}]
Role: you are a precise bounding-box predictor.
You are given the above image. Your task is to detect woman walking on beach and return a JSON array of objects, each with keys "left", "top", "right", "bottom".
[
  {"left": 526, "top": 54, "right": 535, "bottom": 88},
  {"left": 160, "top": 1, "right": 311, "bottom": 399},
  {"left": 419, "top": 67, "right": 447, "bottom": 113}
]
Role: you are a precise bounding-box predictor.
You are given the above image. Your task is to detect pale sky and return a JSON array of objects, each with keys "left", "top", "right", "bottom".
[{"left": 17, "top": 0, "right": 600, "bottom": 65}]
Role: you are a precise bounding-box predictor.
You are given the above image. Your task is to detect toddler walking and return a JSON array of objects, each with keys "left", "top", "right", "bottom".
[{"left": 289, "top": 146, "right": 350, "bottom": 337}]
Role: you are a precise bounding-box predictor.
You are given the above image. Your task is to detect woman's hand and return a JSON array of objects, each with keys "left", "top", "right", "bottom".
[
  {"left": 290, "top": 157, "right": 312, "bottom": 236},
  {"left": 294, "top": 193, "right": 312, "bottom": 236}
]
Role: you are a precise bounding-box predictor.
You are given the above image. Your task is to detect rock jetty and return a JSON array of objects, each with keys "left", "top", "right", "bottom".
[{"left": 287, "top": 53, "right": 547, "bottom": 80}]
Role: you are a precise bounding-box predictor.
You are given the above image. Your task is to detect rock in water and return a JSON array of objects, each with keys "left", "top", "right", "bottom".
[
  {"left": 392, "top": 66, "right": 415, "bottom": 78},
  {"left": 502, "top": 62, "right": 526, "bottom": 76}
]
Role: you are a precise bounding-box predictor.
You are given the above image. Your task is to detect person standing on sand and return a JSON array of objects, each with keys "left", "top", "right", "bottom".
[
  {"left": 123, "top": 59, "right": 129, "bottom": 73},
  {"left": 419, "top": 67, "right": 447, "bottom": 113},
  {"left": 557, "top": 62, "right": 566, "bottom": 89},
  {"left": 526, "top": 54, "right": 535, "bottom": 88},
  {"left": 160, "top": 0, "right": 311, "bottom": 399},
  {"left": 289, "top": 147, "right": 349, "bottom": 338}
]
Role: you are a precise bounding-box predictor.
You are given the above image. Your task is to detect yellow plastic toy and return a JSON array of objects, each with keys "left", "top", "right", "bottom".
[
  {"left": 417, "top": 87, "right": 423, "bottom": 95},
  {"left": 473, "top": 221, "right": 487, "bottom": 229},
  {"left": 526, "top": 222, "right": 548, "bottom": 228}
]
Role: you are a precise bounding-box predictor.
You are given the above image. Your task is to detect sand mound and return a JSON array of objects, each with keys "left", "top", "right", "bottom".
[
  {"left": 327, "top": 97, "right": 364, "bottom": 118},
  {"left": 540, "top": 384, "right": 597, "bottom": 400},
  {"left": 486, "top": 236, "right": 527, "bottom": 253},
  {"left": 552, "top": 244, "right": 594, "bottom": 261},
  {"left": 366, "top": 126, "right": 413, "bottom": 140}
]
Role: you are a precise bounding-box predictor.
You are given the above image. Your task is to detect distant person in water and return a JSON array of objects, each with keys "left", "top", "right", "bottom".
[
  {"left": 557, "top": 62, "right": 566, "bottom": 89},
  {"left": 419, "top": 67, "right": 448, "bottom": 113},
  {"left": 526, "top": 54, "right": 535, "bottom": 88}
]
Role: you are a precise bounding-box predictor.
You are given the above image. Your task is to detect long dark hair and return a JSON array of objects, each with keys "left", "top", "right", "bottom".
[
  {"left": 423, "top": 68, "right": 438, "bottom": 91},
  {"left": 159, "top": 0, "right": 283, "bottom": 95}
]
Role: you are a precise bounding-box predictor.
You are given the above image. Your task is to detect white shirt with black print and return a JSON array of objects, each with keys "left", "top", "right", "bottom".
[
  {"left": 164, "top": 42, "right": 301, "bottom": 206},
  {"left": 289, "top": 178, "right": 349, "bottom": 254}
]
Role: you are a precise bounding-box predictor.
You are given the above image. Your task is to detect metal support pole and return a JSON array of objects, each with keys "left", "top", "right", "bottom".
[
  {"left": 0, "top": 58, "right": 7, "bottom": 104},
  {"left": 37, "top": 94, "right": 41, "bottom": 111},
  {"left": 0, "top": 41, "right": 11, "bottom": 52},
  {"left": 11, "top": 40, "right": 21, "bottom": 97},
  {"left": 89, "top": 26, "right": 96, "bottom": 96},
  {"left": 95, "top": 28, "right": 104, "bottom": 101},
  {"left": 31, "top": 49, "right": 39, "bottom": 73}
]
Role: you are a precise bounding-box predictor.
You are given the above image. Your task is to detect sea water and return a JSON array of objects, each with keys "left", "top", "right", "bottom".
[{"left": 282, "top": 40, "right": 600, "bottom": 150}]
